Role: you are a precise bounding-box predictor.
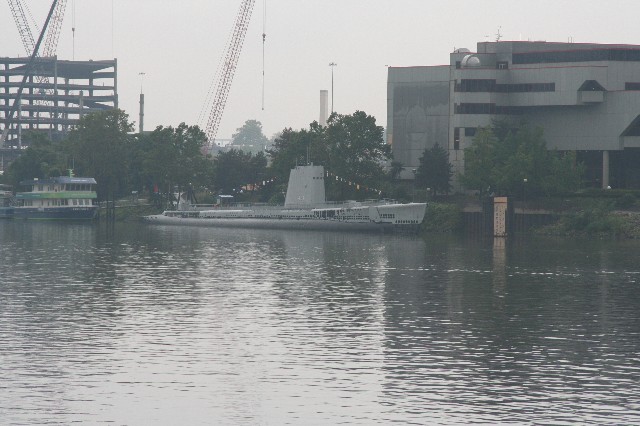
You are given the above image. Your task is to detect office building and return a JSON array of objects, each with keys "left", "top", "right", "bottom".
[{"left": 387, "top": 41, "right": 640, "bottom": 189}]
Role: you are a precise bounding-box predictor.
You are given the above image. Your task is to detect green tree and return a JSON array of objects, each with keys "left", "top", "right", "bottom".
[
  {"left": 213, "top": 149, "right": 267, "bottom": 200},
  {"left": 268, "top": 111, "right": 390, "bottom": 200},
  {"left": 324, "top": 111, "right": 390, "bottom": 191},
  {"left": 64, "top": 109, "right": 133, "bottom": 201},
  {"left": 231, "top": 119, "right": 269, "bottom": 152},
  {"left": 268, "top": 126, "right": 323, "bottom": 182},
  {"left": 461, "top": 119, "right": 583, "bottom": 197},
  {"left": 415, "top": 143, "right": 453, "bottom": 195},
  {"left": 142, "top": 123, "right": 211, "bottom": 205},
  {"left": 4, "top": 132, "right": 66, "bottom": 187}
]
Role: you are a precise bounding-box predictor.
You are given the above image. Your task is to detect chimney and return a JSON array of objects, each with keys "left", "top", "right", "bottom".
[
  {"left": 139, "top": 93, "right": 145, "bottom": 133},
  {"left": 319, "top": 90, "right": 329, "bottom": 126}
]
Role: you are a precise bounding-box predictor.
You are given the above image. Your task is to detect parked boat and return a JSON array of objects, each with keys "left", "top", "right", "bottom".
[
  {"left": 144, "top": 164, "right": 427, "bottom": 232},
  {"left": 14, "top": 173, "right": 98, "bottom": 220},
  {"left": 0, "top": 184, "right": 14, "bottom": 219}
]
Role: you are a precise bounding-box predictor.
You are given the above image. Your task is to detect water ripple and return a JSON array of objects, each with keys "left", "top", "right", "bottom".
[{"left": 0, "top": 223, "right": 639, "bottom": 424}]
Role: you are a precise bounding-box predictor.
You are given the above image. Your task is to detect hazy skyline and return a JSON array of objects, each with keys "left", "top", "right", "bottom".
[{"left": 3, "top": 0, "right": 640, "bottom": 140}]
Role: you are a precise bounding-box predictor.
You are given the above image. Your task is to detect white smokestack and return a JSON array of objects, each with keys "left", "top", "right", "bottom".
[{"left": 319, "top": 90, "right": 329, "bottom": 126}]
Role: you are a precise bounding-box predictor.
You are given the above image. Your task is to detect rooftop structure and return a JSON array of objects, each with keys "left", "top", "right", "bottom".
[{"left": 387, "top": 41, "right": 640, "bottom": 189}]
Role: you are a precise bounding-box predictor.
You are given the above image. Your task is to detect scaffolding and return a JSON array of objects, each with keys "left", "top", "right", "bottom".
[{"left": 0, "top": 56, "right": 117, "bottom": 147}]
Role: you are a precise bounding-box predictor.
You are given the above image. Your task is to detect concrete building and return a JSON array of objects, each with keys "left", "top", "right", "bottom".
[
  {"left": 1, "top": 56, "right": 117, "bottom": 148},
  {"left": 387, "top": 41, "right": 640, "bottom": 189}
]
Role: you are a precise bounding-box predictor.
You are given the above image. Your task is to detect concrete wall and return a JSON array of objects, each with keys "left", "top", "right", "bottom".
[{"left": 387, "top": 66, "right": 450, "bottom": 176}]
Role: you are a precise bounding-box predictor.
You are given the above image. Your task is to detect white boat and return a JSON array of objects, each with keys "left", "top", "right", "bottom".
[
  {"left": 14, "top": 173, "right": 98, "bottom": 220},
  {"left": 144, "top": 165, "right": 427, "bottom": 232}
]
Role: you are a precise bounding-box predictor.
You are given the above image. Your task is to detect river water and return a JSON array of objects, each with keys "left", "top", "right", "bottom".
[{"left": 0, "top": 221, "right": 639, "bottom": 425}]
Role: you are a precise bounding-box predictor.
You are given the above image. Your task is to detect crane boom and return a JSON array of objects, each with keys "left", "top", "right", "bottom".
[
  {"left": 7, "top": 0, "right": 66, "bottom": 57},
  {"left": 4, "top": 0, "right": 67, "bottom": 145},
  {"left": 1, "top": 0, "right": 60, "bottom": 146},
  {"left": 6, "top": 0, "right": 36, "bottom": 55},
  {"left": 203, "top": 0, "right": 256, "bottom": 152},
  {"left": 43, "top": 0, "right": 67, "bottom": 57}
]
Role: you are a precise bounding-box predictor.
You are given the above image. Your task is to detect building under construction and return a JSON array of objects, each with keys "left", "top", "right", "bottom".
[{"left": 1, "top": 56, "right": 118, "bottom": 147}]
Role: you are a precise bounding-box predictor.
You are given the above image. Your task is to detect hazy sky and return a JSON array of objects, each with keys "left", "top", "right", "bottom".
[{"left": 4, "top": 1, "right": 640, "bottom": 140}]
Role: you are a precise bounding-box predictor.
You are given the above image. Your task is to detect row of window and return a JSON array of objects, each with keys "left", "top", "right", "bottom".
[
  {"left": 455, "top": 79, "right": 555, "bottom": 93},
  {"left": 33, "top": 184, "right": 94, "bottom": 192},
  {"left": 455, "top": 103, "right": 527, "bottom": 115},
  {"left": 455, "top": 61, "right": 509, "bottom": 69},
  {"left": 22, "top": 199, "right": 93, "bottom": 207},
  {"left": 513, "top": 48, "right": 640, "bottom": 65}
]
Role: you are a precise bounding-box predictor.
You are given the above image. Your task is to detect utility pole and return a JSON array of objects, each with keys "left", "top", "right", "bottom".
[{"left": 329, "top": 62, "right": 337, "bottom": 113}]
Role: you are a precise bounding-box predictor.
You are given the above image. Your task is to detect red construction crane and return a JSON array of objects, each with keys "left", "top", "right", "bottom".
[{"left": 203, "top": 0, "right": 256, "bottom": 153}]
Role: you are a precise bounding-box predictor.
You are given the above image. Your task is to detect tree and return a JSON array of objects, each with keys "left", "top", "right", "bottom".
[
  {"left": 231, "top": 119, "right": 269, "bottom": 152},
  {"left": 268, "top": 111, "right": 391, "bottom": 200},
  {"left": 4, "top": 133, "right": 66, "bottom": 187},
  {"left": 268, "top": 126, "right": 323, "bottom": 183},
  {"left": 64, "top": 109, "right": 133, "bottom": 201},
  {"left": 461, "top": 119, "right": 584, "bottom": 197},
  {"left": 142, "top": 123, "right": 211, "bottom": 205},
  {"left": 213, "top": 149, "right": 267, "bottom": 200},
  {"left": 415, "top": 143, "right": 453, "bottom": 195}
]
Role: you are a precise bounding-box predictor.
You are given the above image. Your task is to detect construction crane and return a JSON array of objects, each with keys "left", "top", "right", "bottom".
[
  {"left": 203, "top": 0, "right": 256, "bottom": 153},
  {"left": 1, "top": 0, "right": 61, "bottom": 146},
  {"left": 4, "top": 0, "right": 67, "bottom": 146},
  {"left": 7, "top": 0, "right": 67, "bottom": 58}
]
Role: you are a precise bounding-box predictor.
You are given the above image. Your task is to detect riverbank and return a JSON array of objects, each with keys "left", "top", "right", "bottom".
[
  {"left": 103, "top": 194, "right": 640, "bottom": 238},
  {"left": 98, "top": 201, "right": 161, "bottom": 222},
  {"left": 421, "top": 194, "right": 640, "bottom": 239}
]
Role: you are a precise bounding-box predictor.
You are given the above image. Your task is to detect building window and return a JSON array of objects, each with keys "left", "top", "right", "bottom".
[
  {"left": 513, "top": 48, "right": 640, "bottom": 65},
  {"left": 456, "top": 79, "right": 555, "bottom": 93},
  {"left": 465, "top": 128, "right": 477, "bottom": 137},
  {"left": 455, "top": 103, "right": 525, "bottom": 115},
  {"left": 497, "top": 61, "right": 509, "bottom": 69},
  {"left": 578, "top": 80, "right": 606, "bottom": 92},
  {"left": 454, "top": 128, "right": 460, "bottom": 150},
  {"left": 625, "top": 82, "right": 640, "bottom": 91}
]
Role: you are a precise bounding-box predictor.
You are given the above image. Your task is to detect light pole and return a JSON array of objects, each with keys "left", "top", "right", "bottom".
[{"left": 329, "top": 62, "right": 337, "bottom": 113}]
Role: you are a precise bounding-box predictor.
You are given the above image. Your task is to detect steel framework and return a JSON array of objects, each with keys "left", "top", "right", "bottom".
[{"left": 203, "top": 0, "right": 256, "bottom": 152}]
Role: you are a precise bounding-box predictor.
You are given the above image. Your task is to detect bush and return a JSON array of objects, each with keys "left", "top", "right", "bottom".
[
  {"left": 420, "top": 202, "right": 463, "bottom": 233},
  {"left": 561, "top": 208, "right": 627, "bottom": 236},
  {"left": 614, "top": 193, "right": 637, "bottom": 209}
]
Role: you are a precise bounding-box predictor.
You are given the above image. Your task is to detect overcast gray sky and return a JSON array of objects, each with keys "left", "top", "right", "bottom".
[{"left": 4, "top": 1, "right": 640, "bottom": 140}]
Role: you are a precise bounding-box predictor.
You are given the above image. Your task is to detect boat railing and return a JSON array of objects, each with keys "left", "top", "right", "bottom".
[{"left": 178, "top": 198, "right": 402, "bottom": 212}]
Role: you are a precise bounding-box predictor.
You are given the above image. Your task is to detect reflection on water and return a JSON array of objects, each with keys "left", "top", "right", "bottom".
[{"left": 1, "top": 222, "right": 639, "bottom": 424}]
